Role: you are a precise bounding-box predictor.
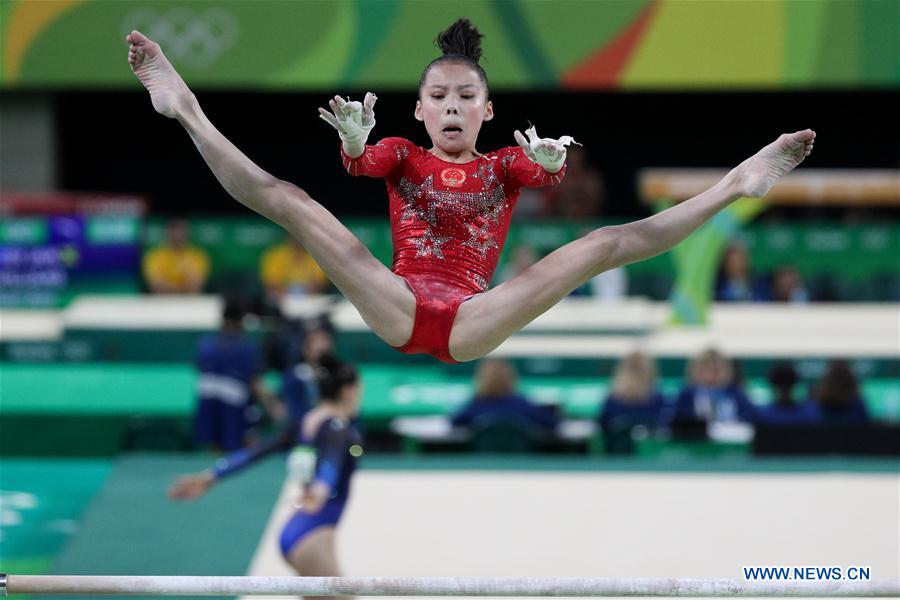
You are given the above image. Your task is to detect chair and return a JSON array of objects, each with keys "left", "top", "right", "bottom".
[{"left": 468, "top": 414, "right": 546, "bottom": 454}]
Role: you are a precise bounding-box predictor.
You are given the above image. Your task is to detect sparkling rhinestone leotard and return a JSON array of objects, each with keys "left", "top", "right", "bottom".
[{"left": 341, "top": 138, "right": 565, "bottom": 362}]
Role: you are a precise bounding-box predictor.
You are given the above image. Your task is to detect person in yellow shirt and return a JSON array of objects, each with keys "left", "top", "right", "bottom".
[
  {"left": 260, "top": 235, "right": 329, "bottom": 302},
  {"left": 143, "top": 218, "right": 211, "bottom": 294}
]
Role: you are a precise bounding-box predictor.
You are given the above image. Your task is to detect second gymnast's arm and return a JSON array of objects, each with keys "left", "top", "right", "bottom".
[{"left": 209, "top": 427, "right": 294, "bottom": 481}]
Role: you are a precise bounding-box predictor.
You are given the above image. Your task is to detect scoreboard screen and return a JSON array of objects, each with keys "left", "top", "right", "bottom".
[{"left": 0, "top": 193, "right": 145, "bottom": 307}]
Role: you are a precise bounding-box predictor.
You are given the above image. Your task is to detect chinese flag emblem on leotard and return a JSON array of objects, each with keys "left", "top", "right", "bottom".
[{"left": 440, "top": 167, "right": 466, "bottom": 188}]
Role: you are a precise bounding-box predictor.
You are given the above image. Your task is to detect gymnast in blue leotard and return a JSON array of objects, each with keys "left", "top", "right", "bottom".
[{"left": 169, "top": 356, "right": 362, "bottom": 584}]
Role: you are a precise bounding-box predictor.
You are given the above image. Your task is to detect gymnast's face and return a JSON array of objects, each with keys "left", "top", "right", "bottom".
[{"left": 416, "top": 62, "right": 493, "bottom": 157}]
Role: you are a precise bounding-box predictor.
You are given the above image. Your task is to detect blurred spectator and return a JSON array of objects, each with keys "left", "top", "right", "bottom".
[
  {"left": 451, "top": 359, "right": 559, "bottom": 433},
  {"left": 597, "top": 351, "right": 665, "bottom": 452},
  {"left": 770, "top": 265, "right": 809, "bottom": 303},
  {"left": 143, "top": 218, "right": 210, "bottom": 294},
  {"left": 812, "top": 359, "right": 870, "bottom": 424},
  {"left": 756, "top": 362, "right": 819, "bottom": 426},
  {"left": 497, "top": 243, "right": 538, "bottom": 283},
  {"left": 542, "top": 146, "right": 606, "bottom": 218},
  {"left": 672, "top": 348, "right": 757, "bottom": 424},
  {"left": 715, "top": 243, "right": 768, "bottom": 302},
  {"left": 260, "top": 235, "right": 329, "bottom": 303},
  {"left": 281, "top": 324, "right": 335, "bottom": 422},
  {"left": 194, "top": 298, "right": 284, "bottom": 451}
]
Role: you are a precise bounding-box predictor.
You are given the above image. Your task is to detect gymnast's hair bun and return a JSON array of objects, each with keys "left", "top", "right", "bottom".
[{"left": 436, "top": 18, "right": 484, "bottom": 63}]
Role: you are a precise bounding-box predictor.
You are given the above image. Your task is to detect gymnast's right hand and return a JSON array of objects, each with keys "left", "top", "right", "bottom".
[
  {"left": 168, "top": 471, "right": 215, "bottom": 501},
  {"left": 318, "top": 92, "right": 377, "bottom": 159}
]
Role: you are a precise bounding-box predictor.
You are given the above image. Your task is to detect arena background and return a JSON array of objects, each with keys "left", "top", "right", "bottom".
[{"left": 1, "top": 1, "right": 898, "bottom": 598}]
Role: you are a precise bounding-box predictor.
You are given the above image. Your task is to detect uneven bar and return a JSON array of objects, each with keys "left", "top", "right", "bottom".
[{"left": 2, "top": 575, "right": 899, "bottom": 597}]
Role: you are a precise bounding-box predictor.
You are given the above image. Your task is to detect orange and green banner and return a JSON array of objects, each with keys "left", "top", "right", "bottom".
[{"left": 2, "top": 0, "right": 897, "bottom": 90}]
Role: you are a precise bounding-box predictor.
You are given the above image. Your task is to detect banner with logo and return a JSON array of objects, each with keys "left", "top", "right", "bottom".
[{"left": 2, "top": 0, "right": 897, "bottom": 90}]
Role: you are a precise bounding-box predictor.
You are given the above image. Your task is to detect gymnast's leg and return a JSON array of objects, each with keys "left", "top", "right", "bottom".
[
  {"left": 287, "top": 527, "right": 350, "bottom": 600},
  {"left": 126, "top": 30, "right": 414, "bottom": 347},
  {"left": 449, "top": 130, "right": 816, "bottom": 361}
]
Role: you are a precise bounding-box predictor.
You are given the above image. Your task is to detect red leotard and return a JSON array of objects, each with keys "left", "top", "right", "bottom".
[{"left": 341, "top": 137, "right": 565, "bottom": 362}]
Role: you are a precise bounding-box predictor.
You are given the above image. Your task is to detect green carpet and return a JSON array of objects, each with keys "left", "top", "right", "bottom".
[
  {"left": 42, "top": 453, "right": 286, "bottom": 600},
  {"left": 0, "top": 458, "right": 112, "bottom": 589}
]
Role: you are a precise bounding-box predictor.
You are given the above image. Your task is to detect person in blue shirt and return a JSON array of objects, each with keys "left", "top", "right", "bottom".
[
  {"left": 672, "top": 348, "right": 758, "bottom": 424},
  {"left": 811, "top": 359, "right": 870, "bottom": 425},
  {"left": 194, "top": 298, "right": 284, "bottom": 451},
  {"left": 170, "top": 356, "right": 363, "bottom": 581},
  {"left": 451, "top": 359, "right": 559, "bottom": 432},
  {"left": 598, "top": 351, "right": 665, "bottom": 440},
  {"left": 715, "top": 243, "right": 770, "bottom": 302},
  {"left": 281, "top": 324, "right": 335, "bottom": 422},
  {"left": 756, "top": 362, "right": 820, "bottom": 426}
]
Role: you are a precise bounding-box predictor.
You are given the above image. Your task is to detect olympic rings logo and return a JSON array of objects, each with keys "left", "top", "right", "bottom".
[{"left": 122, "top": 7, "right": 239, "bottom": 69}]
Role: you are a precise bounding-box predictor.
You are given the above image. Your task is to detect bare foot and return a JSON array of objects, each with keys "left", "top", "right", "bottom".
[
  {"left": 732, "top": 129, "right": 816, "bottom": 198},
  {"left": 126, "top": 30, "right": 192, "bottom": 118}
]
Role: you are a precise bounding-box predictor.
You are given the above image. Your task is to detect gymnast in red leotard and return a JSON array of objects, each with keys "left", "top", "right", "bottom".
[
  {"left": 337, "top": 135, "right": 565, "bottom": 362},
  {"left": 128, "top": 18, "right": 816, "bottom": 363},
  {"left": 320, "top": 20, "right": 574, "bottom": 362}
]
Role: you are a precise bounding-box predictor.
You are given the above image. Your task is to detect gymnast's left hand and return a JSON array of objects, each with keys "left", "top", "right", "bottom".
[
  {"left": 514, "top": 125, "right": 580, "bottom": 174},
  {"left": 168, "top": 471, "right": 215, "bottom": 501}
]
